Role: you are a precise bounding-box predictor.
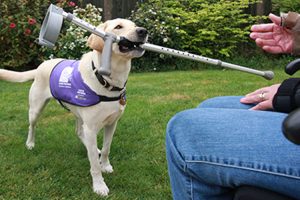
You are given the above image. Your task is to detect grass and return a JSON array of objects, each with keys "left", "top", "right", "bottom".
[{"left": 0, "top": 68, "right": 292, "bottom": 199}]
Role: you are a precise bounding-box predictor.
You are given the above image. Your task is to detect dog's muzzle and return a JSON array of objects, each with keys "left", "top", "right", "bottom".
[
  {"left": 118, "top": 28, "right": 148, "bottom": 53},
  {"left": 118, "top": 38, "right": 144, "bottom": 52}
]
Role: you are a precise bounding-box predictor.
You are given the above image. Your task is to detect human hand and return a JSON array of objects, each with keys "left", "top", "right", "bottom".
[
  {"left": 240, "top": 84, "right": 281, "bottom": 110},
  {"left": 250, "top": 13, "right": 293, "bottom": 54}
]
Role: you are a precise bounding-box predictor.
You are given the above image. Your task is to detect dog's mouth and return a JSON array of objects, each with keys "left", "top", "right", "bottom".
[{"left": 118, "top": 37, "right": 145, "bottom": 53}]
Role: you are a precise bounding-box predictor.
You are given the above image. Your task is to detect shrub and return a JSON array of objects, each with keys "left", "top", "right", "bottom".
[
  {"left": 41, "top": 3, "right": 102, "bottom": 60},
  {"left": 272, "top": 0, "right": 300, "bottom": 13},
  {"left": 0, "top": 0, "right": 79, "bottom": 69},
  {"left": 1, "top": 0, "right": 42, "bottom": 69},
  {"left": 0, "top": 0, "right": 101, "bottom": 69},
  {"left": 130, "top": 0, "right": 261, "bottom": 71}
]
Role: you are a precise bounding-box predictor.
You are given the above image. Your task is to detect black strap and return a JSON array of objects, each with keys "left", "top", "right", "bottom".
[
  {"left": 295, "top": 85, "right": 300, "bottom": 108},
  {"left": 273, "top": 78, "right": 300, "bottom": 113},
  {"left": 98, "top": 91, "right": 126, "bottom": 102},
  {"left": 58, "top": 100, "right": 71, "bottom": 111},
  {"left": 92, "top": 61, "right": 125, "bottom": 91},
  {"left": 57, "top": 91, "right": 126, "bottom": 111}
]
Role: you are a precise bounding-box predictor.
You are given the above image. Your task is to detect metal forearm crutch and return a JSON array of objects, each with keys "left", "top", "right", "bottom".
[{"left": 38, "top": 4, "right": 274, "bottom": 80}]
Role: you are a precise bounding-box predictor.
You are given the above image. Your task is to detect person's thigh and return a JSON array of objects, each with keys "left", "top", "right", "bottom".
[
  {"left": 198, "top": 96, "right": 253, "bottom": 109},
  {"left": 166, "top": 108, "right": 300, "bottom": 200}
]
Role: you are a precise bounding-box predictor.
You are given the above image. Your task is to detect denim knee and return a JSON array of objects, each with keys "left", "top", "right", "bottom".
[
  {"left": 166, "top": 110, "right": 191, "bottom": 166},
  {"left": 166, "top": 108, "right": 208, "bottom": 162},
  {"left": 198, "top": 96, "right": 252, "bottom": 109}
]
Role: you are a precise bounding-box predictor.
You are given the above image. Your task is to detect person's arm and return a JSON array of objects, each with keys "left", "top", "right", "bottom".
[
  {"left": 242, "top": 12, "right": 300, "bottom": 111},
  {"left": 281, "top": 12, "right": 300, "bottom": 55}
]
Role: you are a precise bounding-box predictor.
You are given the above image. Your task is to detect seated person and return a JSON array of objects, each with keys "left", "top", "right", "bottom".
[{"left": 166, "top": 12, "right": 300, "bottom": 200}]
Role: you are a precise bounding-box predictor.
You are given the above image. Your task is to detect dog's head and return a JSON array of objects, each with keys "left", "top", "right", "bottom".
[{"left": 87, "top": 18, "right": 148, "bottom": 58}]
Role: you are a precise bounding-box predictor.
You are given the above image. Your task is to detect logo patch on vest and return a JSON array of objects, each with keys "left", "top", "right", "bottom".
[{"left": 58, "top": 66, "right": 73, "bottom": 88}]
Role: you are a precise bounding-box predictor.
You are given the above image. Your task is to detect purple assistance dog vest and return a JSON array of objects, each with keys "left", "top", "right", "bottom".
[{"left": 50, "top": 60, "right": 101, "bottom": 107}]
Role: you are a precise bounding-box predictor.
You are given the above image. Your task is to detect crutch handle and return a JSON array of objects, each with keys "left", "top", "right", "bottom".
[{"left": 99, "top": 34, "right": 116, "bottom": 76}]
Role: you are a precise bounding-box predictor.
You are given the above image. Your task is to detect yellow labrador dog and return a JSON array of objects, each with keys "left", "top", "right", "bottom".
[{"left": 0, "top": 18, "right": 148, "bottom": 196}]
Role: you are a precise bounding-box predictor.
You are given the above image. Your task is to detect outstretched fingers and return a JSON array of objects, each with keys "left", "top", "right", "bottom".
[
  {"left": 250, "top": 14, "right": 281, "bottom": 33},
  {"left": 254, "top": 38, "right": 284, "bottom": 53},
  {"left": 250, "top": 101, "right": 270, "bottom": 111},
  {"left": 250, "top": 31, "right": 277, "bottom": 41},
  {"left": 251, "top": 23, "right": 275, "bottom": 33},
  {"left": 262, "top": 46, "right": 284, "bottom": 54},
  {"left": 268, "top": 13, "right": 282, "bottom": 25}
]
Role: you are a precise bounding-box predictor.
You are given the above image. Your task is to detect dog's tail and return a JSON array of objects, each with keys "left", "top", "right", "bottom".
[{"left": 0, "top": 69, "right": 36, "bottom": 83}]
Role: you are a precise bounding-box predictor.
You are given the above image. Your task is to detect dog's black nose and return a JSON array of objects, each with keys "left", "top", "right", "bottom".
[{"left": 136, "top": 27, "right": 148, "bottom": 38}]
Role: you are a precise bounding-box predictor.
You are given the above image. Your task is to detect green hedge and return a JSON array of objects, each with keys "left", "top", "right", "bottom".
[
  {"left": 130, "top": 0, "right": 261, "bottom": 71},
  {"left": 272, "top": 0, "right": 300, "bottom": 13}
]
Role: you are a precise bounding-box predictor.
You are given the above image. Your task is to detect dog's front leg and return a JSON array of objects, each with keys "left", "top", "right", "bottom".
[
  {"left": 76, "top": 118, "right": 101, "bottom": 155},
  {"left": 100, "top": 121, "right": 118, "bottom": 173},
  {"left": 82, "top": 124, "right": 109, "bottom": 196}
]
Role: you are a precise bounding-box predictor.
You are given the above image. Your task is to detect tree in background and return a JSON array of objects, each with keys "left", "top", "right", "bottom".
[
  {"left": 256, "top": 0, "right": 271, "bottom": 16},
  {"left": 103, "top": 0, "right": 112, "bottom": 20}
]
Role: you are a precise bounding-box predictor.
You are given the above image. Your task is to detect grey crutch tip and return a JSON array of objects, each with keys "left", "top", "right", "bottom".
[{"left": 263, "top": 71, "right": 274, "bottom": 80}]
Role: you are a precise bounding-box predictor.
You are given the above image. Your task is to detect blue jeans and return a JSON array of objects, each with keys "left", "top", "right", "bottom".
[{"left": 166, "top": 96, "right": 300, "bottom": 200}]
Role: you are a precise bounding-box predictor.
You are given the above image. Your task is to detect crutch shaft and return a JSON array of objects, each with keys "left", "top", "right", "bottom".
[{"left": 141, "top": 43, "right": 274, "bottom": 80}]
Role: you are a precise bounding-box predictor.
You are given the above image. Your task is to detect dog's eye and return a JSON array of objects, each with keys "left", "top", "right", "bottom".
[{"left": 115, "top": 25, "right": 123, "bottom": 29}]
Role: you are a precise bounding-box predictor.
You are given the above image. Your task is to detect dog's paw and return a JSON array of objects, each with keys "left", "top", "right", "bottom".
[
  {"left": 25, "top": 141, "right": 35, "bottom": 150},
  {"left": 93, "top": 181, "right": 109, "bottom": 196},
  {"left": 101, "top": 163, "right": 114, "bottom": 173}
]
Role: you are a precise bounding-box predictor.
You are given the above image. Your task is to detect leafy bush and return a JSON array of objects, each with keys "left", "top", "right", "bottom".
[
  {"left": 1, "top": 0, "right": 42, "bottom": 68},
  {"left": 130, "top": 0, "right": 261, "bottom": 71},
  {"left": 272, "top": 0, "right": 300, "bottom": 13},
  {"left": 0, "top": 0, "right": 79, "bottom": 69},
  {"left": 41, "top": 3, "right": 102, "bottom": 60},
  {"left": 0, "top": 0, "right": 102, "bottom": 69}
]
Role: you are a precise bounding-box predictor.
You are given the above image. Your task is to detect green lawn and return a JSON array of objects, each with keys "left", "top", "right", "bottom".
[{"left": 0, "top": 69, "right": 291, "bottom": 199}]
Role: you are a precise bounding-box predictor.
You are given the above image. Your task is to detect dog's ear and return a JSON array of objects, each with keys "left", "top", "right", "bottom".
[{"left": 87, "top": 22, "right": 107, "bottom": 52}]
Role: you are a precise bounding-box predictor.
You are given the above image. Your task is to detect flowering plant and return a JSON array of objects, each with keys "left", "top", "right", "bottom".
[
  {"left": 0, "top": 0, "right": 41, "bottom": 68},
  {"left": 41, "top": 3, "right": 103, "bottom": 60},
  {"left": 0, "top": 0, "right": 79, "bottom": 69}
]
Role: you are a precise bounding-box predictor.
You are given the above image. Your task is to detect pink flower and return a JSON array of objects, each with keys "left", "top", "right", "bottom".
[
  {"left": 68, "top": 1, "right": 75, "bottom": 7},
  {"left": 24, "top": 28, "right": 31, "bottom": 36},
  {"left": 9, "top": 23, "right": 16, "bottom": 29},
  {"left": 28, "top": 18, "right": 36, "bottom": 25}
]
